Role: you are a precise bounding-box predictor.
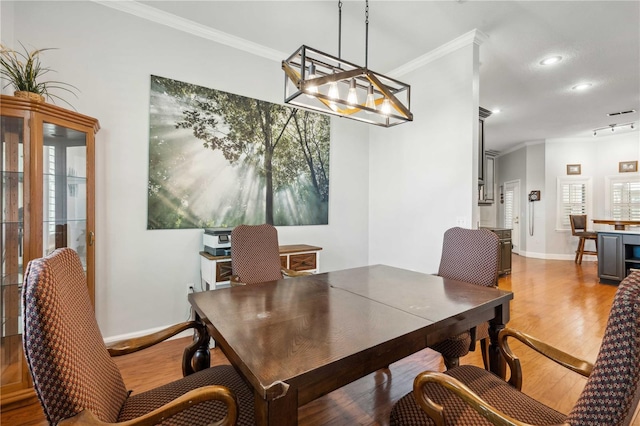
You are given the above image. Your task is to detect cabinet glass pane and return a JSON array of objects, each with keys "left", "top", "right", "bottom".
[
  {"left": 485, "top": 156, "right": 495, "bottom": 201},
  {"left": 1, "top": 115, "right": 25, "bottom": 387},
  {"left": 42, "top": 123, "right": 87, "bottom": 269}
]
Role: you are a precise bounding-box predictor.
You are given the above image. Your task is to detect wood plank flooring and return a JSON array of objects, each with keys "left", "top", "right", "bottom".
[{"left": 2, "top": 255, "right": 632, "bottom": 425}]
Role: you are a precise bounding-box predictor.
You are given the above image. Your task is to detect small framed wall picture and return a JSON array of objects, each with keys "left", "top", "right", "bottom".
[
  {"left": 567, "top": 164, "right": 581, "bottom": 175},
  {"left": 619, "top": 161, "right": 638, "bottom": 173}
]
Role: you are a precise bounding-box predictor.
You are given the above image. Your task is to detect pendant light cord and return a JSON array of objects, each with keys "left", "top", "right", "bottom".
[
  {"left": 338, "top": 1, "right": 342, "bottom": 59},
  {"left": 365, "top": 0, "right": 369, "bottom": 69},
  {"left": 338, "top": 0, "right": 369, "bottom": 67}
]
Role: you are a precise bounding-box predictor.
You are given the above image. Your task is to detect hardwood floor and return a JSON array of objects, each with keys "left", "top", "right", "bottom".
[{"left": 2, "top": 255, "right": 631, "bottom": 425}]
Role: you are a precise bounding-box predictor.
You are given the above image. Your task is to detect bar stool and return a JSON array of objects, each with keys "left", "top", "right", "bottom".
[{"left": 570, "top": 214, "right": 598, "bottom": 264}]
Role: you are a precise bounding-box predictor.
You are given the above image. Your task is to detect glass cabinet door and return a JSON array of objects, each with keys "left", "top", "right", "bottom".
[
  {"left": 1, "top": 95, "right": 98, "bottom": 410},
  {"left": 1, "top": 115, "right": 27, "bottom": 390},
  {"left": 42, "top": 122, "right": 88, "bottom": 269}
]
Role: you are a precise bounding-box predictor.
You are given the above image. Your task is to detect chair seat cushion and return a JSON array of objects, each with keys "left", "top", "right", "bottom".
[
  {"left": 118, "top": 365, "right": 255, "bottom": 426},
  {"left": 476, "top": 322, "right": 489, "bottom": 341},
  {"left": 390, "top": 365, "right": 567, "bottom": 425},
  {"left": 429, "top": 331, "right": 472, "bottom": 359}
]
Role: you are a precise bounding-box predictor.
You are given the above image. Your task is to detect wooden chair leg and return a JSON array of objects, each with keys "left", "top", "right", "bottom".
[
  {"left": 577, "top": 238, "right": 585, "bottom": 264},
  {"left": 480, "top": 338, "right": 490, "bottom": 370},
  {"left": 574, "top": 239, "right": 580, "bottom": 263},
  {"left": 443, "top": 355, "right": 459, "bottom": 370}
]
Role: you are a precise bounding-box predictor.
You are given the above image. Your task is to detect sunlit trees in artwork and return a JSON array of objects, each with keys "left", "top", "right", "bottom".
[{"left": 148, "top": 75, "right": 330, "bottom": 228}]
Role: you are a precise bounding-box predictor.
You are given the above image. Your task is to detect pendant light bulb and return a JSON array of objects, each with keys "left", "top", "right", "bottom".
[
  {"left": 347, "top": 79, "right": 358, "bottom": 105},
  {"left": 328, "top": 79, "right": 340, "bottom": 100},
  {"left": 381, "top": 98, "right": 391, "bottom": 115},
  {"left": 365, "top": 85, "right": 376, "bottom": 113},
  {"left": 305, "top": 63, "right": 318, "bottom": 98}
]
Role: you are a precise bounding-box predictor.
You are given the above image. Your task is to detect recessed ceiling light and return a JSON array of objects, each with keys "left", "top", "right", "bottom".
[
  {"left": 540, "top": 56, "right": 562, "bottom": 66},
  {"left": 572, "top": 83, "right": 592, "bottom": 91},
  {"left": 492, "top": 108, "right": 501, "bottom": 114}
]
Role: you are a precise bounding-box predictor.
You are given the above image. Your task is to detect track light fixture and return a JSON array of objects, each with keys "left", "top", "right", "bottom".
[
  {"left": 282, "top": 1, "right": 412, "bottom": 127},
  {"left": 592, "top": 122, "right": 637, "bottom": 136}
]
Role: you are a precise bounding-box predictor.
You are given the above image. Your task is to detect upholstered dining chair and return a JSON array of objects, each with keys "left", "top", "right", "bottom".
[
  {"left": 390, "top": 270, "right": 640, "bottom": 426},
  {"left": 230, "top": 223, "right": 310, "bottom": 285},
  {"left": 570, "top": 214, "right": 598, "bottom": 264},
  {"left": 22, "top": 248, "right": 255, "bottom": 426},
  {"left": 429, "top": 227, "right": 500, "bottom": 370}
]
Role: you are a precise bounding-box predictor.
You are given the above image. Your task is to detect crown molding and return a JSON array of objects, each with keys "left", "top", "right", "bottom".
[
  {"left": 387, "top": 29, "right": 489, "bottom": 78},
  {"left": 498, "top": 139, "right": 545, "bottom": 157},
  {"left": 93, "top": 1, "right": 488, "bottom": 78},
  {"left": 92, "top": 0, "right": 287, "bottom": 62}
]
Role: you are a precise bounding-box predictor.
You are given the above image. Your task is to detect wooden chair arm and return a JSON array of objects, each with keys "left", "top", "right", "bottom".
[
  {"left": 282, "top": 268, "right": 313, "bottom": 277},
  {"left": 229, "top": 275, "right": 246, "bottom": 286},
  {"left": 107, "top": 321, "right": 205, "bottom": 356},
  {"left": 59, "top": 384, "right": 238, "bottom": 426},
  {"left": 413, "top": 371, "right": 568, "bottom": 426},
  {"left": 107, "top": 321, "right": 207, "bottom": 376},
  {"left": 498, "top": 328, "right": 593, "bottom": 390}
]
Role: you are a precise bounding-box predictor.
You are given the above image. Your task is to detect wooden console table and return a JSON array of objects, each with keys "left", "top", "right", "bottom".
[
  {"left": 593, "top": 219, "right": 640, "bottom": 231},
  {"left": 199, "top": 244, "right": 322, "bottom": 290}
]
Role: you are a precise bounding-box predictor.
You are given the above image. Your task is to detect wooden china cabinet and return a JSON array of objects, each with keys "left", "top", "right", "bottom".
[{"left": 0, "top": 94, "right": 99, "bottom": 410}]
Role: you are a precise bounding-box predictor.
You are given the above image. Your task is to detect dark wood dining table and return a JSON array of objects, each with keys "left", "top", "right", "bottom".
[{"left": 188, "top": 264, "right": 513, "bottom": 426}]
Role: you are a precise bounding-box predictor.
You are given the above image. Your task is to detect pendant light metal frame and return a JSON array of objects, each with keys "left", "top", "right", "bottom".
[{"left": 281, "top": 2, "right": 412, "bottom": 127}]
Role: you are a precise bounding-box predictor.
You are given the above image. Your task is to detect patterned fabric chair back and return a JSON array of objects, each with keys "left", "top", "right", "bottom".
[
  {"left": 231, "top": 224, "right": 283, "bottom": 285},
  {"left": 437, "top": 227, "right": 500, "bottom": 287},
  {"left": 567, "top": 270, "right": 640, "bottom": 426},
  {"left": 570, "top": 214, "right": 588, "bottom": 234},
  {"left": 22, "top": 248, "right": 128, "bottom": 425}
]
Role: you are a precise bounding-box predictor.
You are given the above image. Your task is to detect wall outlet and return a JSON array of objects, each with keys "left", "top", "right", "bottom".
[{"left": 186, "top": 282, "right": 195, "bottom": 296}]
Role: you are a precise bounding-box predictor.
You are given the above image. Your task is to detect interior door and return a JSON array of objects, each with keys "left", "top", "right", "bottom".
[{"left": 504, "top": 180, "right": 521, "bottom": 254}]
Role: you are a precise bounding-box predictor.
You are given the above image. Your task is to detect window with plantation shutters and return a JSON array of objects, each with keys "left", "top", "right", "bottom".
[
  {"left": 557, "top": 177, "right": 592, "bottom": 230},
  {"left": 606, "top": 175, "right": 640, "bottom": 221}
]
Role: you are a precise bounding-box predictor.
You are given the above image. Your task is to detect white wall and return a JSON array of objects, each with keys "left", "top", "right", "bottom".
[
  {"left": 524, "top": 143, "right": 545, "bottom": 257},
  {"left": 497, "top": 131, "right": 639, "bottom": 260},
  {"left": 496, "top": 145, "right": 526, "bottom": 249},
  {"left": 545, "top": 131, "right": 640, "bottom": 259},
  {"left": 4, "top": 1, "right": 370, "bottom": 338},
  {"left": 368, "top": 42, "right": 479, "bottom": 274}
]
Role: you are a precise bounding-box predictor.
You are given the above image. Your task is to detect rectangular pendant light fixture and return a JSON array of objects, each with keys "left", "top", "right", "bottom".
[
  {"left": 282, "top": 45, "right": 412, "bottom": 127},
  {"left": 281, "top": 2, "right": 412, "bottom": 128}
]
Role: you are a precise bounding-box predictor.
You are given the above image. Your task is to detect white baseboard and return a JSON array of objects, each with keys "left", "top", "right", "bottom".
[
  {"left": 518, "top": 251, "right": 597, "bottom": 262},
  {"left": 103, "top": 326, "right": 193, "bottom": 345}
]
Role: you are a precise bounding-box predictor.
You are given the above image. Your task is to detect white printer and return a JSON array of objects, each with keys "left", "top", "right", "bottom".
[{"left": 203, "top": 228, "right": 232, "bottom": 256}]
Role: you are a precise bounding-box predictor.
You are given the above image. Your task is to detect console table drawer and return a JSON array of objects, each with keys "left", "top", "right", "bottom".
[
  {"left": 216, "top": 261, "right": 233, "bottom": 282},
  {"left": 289, "top": 253, "right": 317, "bottom": 271}
]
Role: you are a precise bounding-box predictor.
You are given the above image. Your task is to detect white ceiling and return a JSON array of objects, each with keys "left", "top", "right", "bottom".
[{"left": 130, "top": 0, "right": 640, "bottom": 152}]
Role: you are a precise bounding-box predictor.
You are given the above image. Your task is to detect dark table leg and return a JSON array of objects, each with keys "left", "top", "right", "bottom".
[
  {"left": 182, "top": 312, "right": 211, "bottom": 375},
  {"left": 192, "top": 326, "right": 211, "bottom": 372},
  {"left": 488, "top": 301, "right": 510, "bottom": 379},
  {"left": 254, "top": 386, "right": 298, "bottom": 426}
]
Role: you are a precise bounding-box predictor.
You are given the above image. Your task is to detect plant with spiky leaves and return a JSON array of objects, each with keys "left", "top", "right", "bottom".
[{"left": 0, "top": 42, "right": 78, "bottom": 108}]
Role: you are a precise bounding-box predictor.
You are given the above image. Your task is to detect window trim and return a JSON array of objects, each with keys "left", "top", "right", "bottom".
[{"left": 556, "top": 176, "right": 593, "bottom": 231}]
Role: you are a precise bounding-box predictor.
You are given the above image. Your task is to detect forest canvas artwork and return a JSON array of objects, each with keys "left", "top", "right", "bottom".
[{"left": 147, "top": 75, "right": 330, "bottom": 229}]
